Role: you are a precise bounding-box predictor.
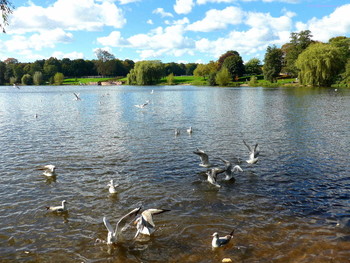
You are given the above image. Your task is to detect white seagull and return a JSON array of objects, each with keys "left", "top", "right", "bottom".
[
  {"left": 42, "top": 165, "right": 56, "bottom": 177},
  {"left": 134, "top": 208, "right": 170, "bottom": 238},
  {"left": 205, "top": 167, "right": 225, "bottom": 188},
  {"left": 219, "top": 158, "right": 243, "bottom": 181},
  {"left": 134, "top": 100, "right": 149, "bottom": 109},
  {"left": 212, "top": 229, "right": 235, "bottom": 248},
  {"left": 13, "top": 83, "right": 20, "bottom": 89},
  {"left": 193, "top": 149, "right": 211, "bottom": 168},
  {"left": 187, "top": 126, "right": 193, "bottom": 134},
  {"left": 175, "top": 129, "right": 180, "bottom": 136},
  {"left": 103, "top": 207, "right": 142, "bottom": 245},
  {"left": 108, "top": 179, "right": 118, "bottom": 194},
  {"left": 46, "top": 200, "right": 68, "bottom": 213},
  {"left": 73, "top": 92, "right": 81, "bottom": 101},
  {"left": 243, "top": 140, "right": 259, "bottom": 164}
]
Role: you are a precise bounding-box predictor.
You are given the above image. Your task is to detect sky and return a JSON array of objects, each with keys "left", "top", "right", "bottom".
[{"left": 0, "top": 0, "right": 349, "bottom": 64}]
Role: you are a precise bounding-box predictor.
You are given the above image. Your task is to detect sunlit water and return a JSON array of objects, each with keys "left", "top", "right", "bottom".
[{"left": 0, "top": 85, "right": 349, "bottom": 262}]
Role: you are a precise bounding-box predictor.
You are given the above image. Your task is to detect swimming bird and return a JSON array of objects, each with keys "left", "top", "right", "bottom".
[
  {"left": 13, "top": 83, "right": 20, "bottom": 89},
  {"left": 219, "top": 158, "right": 243, "bottom": 181},
  {"left": 103, "top": 207, "right": 142, "bottom": 245},
  {"left": 134, "top": 100, "right": 149, "bottom": 109},
  {"left": 175, "top": 129, "right": 180, "bottom": 136},
  {"left": 150, "top": 89, "right": 154, "bottom": 94},
  {"left": 46, "top": 200, "right": 68, "bottom": 213},
  {"left": 187, "top": 126, "right": 193, "bottom": 134},
  {"left": 134, "top": 208, "right": 170, "bottom": 238},
  {"left": 108, "top": 179, "right": 118, "bottom": 194},
  {"left": 193, "top": 149, "right": 211, "bottom": 168},
  {"left": 243, "top": 140, "right": 259, "bottom": 164},
  {"left": 212, "top": 230, "right": 235, "bottom": 248},
  {"left": 73, "top": 92, "right": 81, "bottom": 101},
  {"left": 205, "top": 167, "right": 225, "bottom": 188},
  {"left": 42, "top": 165, "right": 56, "bottom": 177}
]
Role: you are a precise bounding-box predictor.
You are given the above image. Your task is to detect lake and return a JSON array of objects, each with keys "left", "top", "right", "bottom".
[{"left": 0, "top": 85, "right": 349, "bottom": 262}]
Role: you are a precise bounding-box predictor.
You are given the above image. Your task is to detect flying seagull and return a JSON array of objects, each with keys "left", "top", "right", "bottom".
[
  {"left": 193, "top": 149, "right": 212, "bottom": 168},
  {"left": 134, "top": 208, "right": 170, "bottom": 238},
  {"left": 243, "top": 140, "right": 259, "bottom": 164},
  {"left": 107, "top": 179, "right": 118, "bottom": 194},
  {"left": 134, "top": 100, "right": 149, "bottom": 109},
  {"left": 205, "top": 167, "right": 225, "bottom": 188},
  {"left": 13, "top": 83, "right": 20, "bottom": 89},
  {"left": 42, "top": 165, "right": 56, "bottom": 177},
  {"left": 219, "top": 158, "right": 243, "bottom": 181},
  {"left": 212, "top": 229, "right": 235, "bottom": 248},
  {"left": 73, "top": 93, "right": 81, "bottom": 101},
  {"left": 103, "top": 207, "right": 142, "bottom": 245},
  {"left": 46, "top": 200, "right": 68, "bottom": 213}
]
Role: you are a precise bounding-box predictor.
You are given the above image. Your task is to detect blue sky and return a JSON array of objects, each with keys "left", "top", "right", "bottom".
[{"left": 1, "top": 0, "right": 349, "bottom": 63}]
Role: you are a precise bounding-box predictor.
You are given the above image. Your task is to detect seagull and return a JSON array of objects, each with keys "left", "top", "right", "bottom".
[
  {"left": 13, "top": 83, "right": 20, "bottom": 89},
  {"left": 243, "top": 140, "right": 259, "bottom": 164},
  {"left": 46, "top": 200, "right": 68, "bottom": 213},
  {"left": 150, "top": 89, "right": 154, "bottom": 94},
  {"left": 134, "top": 100, "right": 149, "bottom": 109},
  {"left": 193, "top": 149, "right": 212, "bottom": 168},
  {"left": 42, "top": 165, "right": 56, "bottom": 177},
  {"left": 187, "top": 126, "right": 193, "bottom": 134},
  {"left": 108, "top": 179, "right": 118, "bottom": 194},
  {"left": 219, "top": 158, "right": 243, "bottom": 181},
  {"left": 73, "top": 92, "right": 81, "bottom": 101},
  {"left": 103, "top": 207, "right": 142, "bottom": 245},
  {"left": 134, "top": 209, "right": 170, "bottom": 238},
  {"left": 205, "top": 167, "right": 225, "bottom": 188},
  {"left": 175, "top": 129, "right": 180, "bottom": 136},
  {"left": 212, "top": 230, "right": 235, "bottom": 248}
]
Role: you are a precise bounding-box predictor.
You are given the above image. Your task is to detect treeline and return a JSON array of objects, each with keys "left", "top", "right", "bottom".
[{"left": 1, "top": 31, "right": 349, "bottom": 87}]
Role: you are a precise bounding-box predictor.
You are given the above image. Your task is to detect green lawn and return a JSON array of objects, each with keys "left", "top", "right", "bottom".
[{"left": 63, "top": 77, "right": 115, "bottom": 85}]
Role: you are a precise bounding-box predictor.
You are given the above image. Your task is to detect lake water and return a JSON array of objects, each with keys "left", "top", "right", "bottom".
[{"left": 0, "top": 85, "right": 349, "bottom": 262}]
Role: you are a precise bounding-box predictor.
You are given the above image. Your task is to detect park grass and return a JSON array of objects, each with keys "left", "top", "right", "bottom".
[{"left": 63, "top": 77, "right": 115, "bottom": 85}]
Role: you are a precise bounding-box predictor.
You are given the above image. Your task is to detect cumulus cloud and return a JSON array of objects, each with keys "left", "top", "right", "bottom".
[
  {"left": 295, "top": 4, "right": 350, "bottom": 42},
  {"left": 152, "top": 8, "right": 173, "bottom": 18},
  {"left": 197, "top": 0, "right": 299, "bottom": 4},
  {"left": 97, "top": 31, "right": 129, "bottom": 47},
  {"left": 187, "top": 6, "right": 244, "bottom": 32},
  {"left": 174, "top": 0, "right": 195, "bottom": 15},
  {"left": 51, "top": 51, "right": 84, "bottom": 60}
]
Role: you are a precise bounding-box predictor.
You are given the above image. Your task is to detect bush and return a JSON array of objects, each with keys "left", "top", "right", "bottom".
[
  {"left": 215, "top": 67, "right": 231, "bottom": 86},
  {"left": 21, "top": 74, "right": 32, "bottom": 85}
]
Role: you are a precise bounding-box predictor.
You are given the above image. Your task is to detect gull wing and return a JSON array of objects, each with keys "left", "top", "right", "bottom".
[
  {"left": 243, "top": 140, "right": 252, "bottom": 153},
  {"left": 193, "top": 149, "right": 209, "bottom": 165},
  {"left": 103, "top": 217, "right": 114, "bottom": 234},
  {"left": 115, "top": 206, "right": 142, "bottom": 234},
  {"left": 254, "top": 144, "right": 260, "bottom": 158},
  {"left": 141, "top": 209, "right": 171, "bottom": 228}
]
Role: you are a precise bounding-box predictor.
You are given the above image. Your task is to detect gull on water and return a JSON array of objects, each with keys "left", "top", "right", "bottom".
[
  {"left": 134, "top": 208, "right": 170, "bottom": 238},
  {"left": 46, "top": 200, "right": 68, "bottom": 213},
  {"left": 205, "top": 167, "right": 225, "bottom": 188},
  {"left": 134, "top": 100, "right": 149, "bottom": 109},
  {"left": 175, "top": 129, "right": 180, "bottom": 136},
  {"left": 103, "top": 207, "right": 141, "bottom": 245},
  {"left": 187, "top": 126, "right": 193, "bottom": 134},
  {"left": 13, "top": 83, "right": 20, "bottom": 89},
  {"left": 219, "top": 158, "right": 243, "bottom": 181},
  {"left": 193, "top": 149, "right": 212, "bottom": 168},
  {"left": 243, "top": 140, "right": 259, "bottom": 164},
  {"left": 73, "top": 93, "right": 81, "bottom": 101},
  {"left": 212, "top": 229, "right": 235, "bottom": 248},
  {"left": 42, "top": 165, "right": 56, "bottom": 177},
  {"left": 108, "top": 179, "right": 118, "bottom": 194}
]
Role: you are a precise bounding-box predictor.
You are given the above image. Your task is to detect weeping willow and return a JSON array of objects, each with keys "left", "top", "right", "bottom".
[{"left": 296, "top": 43, "right": 345, "bottom": 87}]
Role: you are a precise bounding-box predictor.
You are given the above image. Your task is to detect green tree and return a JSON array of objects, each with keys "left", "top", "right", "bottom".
[
  {"left": 0, "top": 0, "right": 14, "bottom": 33},
  {"left": 222, "top": 54, "right": 245, "bottom": 79},
  {"left": 245, "top": 58, "right": 262, "bottom": 75},
  {"left": 340, "top": 59, "right": 350, "bottom": 87},
  {"left": 207, "top": 72, "right": 216, "bottom": 86},
  {"left": 166, "top": 73, "right": 174, "bottom": 85},
  {"left": 21, "top": 74, "right": 32, "bottom": 85},
  {"left": 185, "top": 63, "right": 197, "bottom": 75},
  {"left": 193, "top": 64, "right": 210, "bottom": 80},
  {"left": 33, "top": 71, "right": 43, "bottom": 85},
  {"left": 215, "top": 67, "right": 231, "bottom": 86},
  {"left": 263, "top": 45, "right": 283, "bottom": 83},
  {"left": 54, "top": 72, "right": 64, "bottom": 85},
  {"left": 126, "top": 60, "right": 164, "bottom": 85},
  {"left": 0, "top": 61, "right": 5, "bottom": 84},
  {"left": 43, "top": 57, "right": 61, "bottom": 80},
  {"left": 296, "top": 43, "right": 345, "bottom": 87},
  {"left": 329, "top": 36, "right": 350, "bottom": 59},
  {"left": 218, "top": 50, "right": 240, "bottom": 68}
]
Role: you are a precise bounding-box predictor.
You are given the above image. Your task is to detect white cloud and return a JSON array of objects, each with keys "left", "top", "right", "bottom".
[
  {"left": 197, "top": 0, "right": 299, "bottom": 4},
  {"left": 97, "top": 31, "right": 129, "bottom": 46},
  {"left": 187, "top": 6, "right": 244, "bottom": 32},
  {"left": 152, "top": 8, "right": 173, "bottom": 18},
  {"left": 51, "top": 51, "right": 84, "bottom": 60},
  {"left": 117, "top": 0, "right": 141, "bottom": 4},
  {"left": 295, "top": 4, "right": 350, "bottom": 42},
  {"left": 147, "top": 19, "right": 154, "bottom": 25},
  {"left": 174, "top": 0, "right": 194, "bottom": 15}
]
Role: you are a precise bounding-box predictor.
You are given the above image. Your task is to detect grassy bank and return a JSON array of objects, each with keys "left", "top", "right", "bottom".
[{"left": 63, "top": 77, "right": 115, "bottom": 85}]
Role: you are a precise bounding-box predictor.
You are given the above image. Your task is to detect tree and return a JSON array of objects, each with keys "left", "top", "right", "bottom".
[
  {"left": 54, "top": 72, "right": 64, "bottom": 85},
  {"left": 340, "top": 59, "right": 350, "bottom": 87},
  {"left": 222, "top": 54, "right": 245, "bottom": 79},
  {"left": 21, "top": 74, "right": 32, "bottom": 85},
  {"left": 126, "top": 60, "right": 164, "bottom": 85},
  {"left": 329, "top": 36, "right": 350, "bottom": 59},
  {"left": 215, "top": 67, "right": 231, "bottom": 86},
  {"left": 43, "top": 57, "right": 61, "bottom": 80},
  {"left": 193, "top": 64, "right": 210, "bottom": 80},
  {"left": 218, "top": 50, "right": 240, "bottom": 68},
  {"left": 0, "top": 61, "right": 5, "bottom": 84},
  {"left": 166, "top": 73, "right": 174, "bottom": 85},
  {"left": 94, "top": 48, "right": 115, "bottom": 62},
  {"left": 185, "top": 63, "right": 197, "bottom": 75},
  {"left": 296, "top": 43, "right": 345, "bottom": 87},
  {"left": 245, "top": 58, "right": 262, "bottom": 75},
  {"left": 33, "top": 71, "right": 43, "bottom": 85},
  {"left": 263, "top": 45, "right": 283, "bottom": 83},
  {"left": 0, "top": 0, "right": 14, "bottom": 33}
]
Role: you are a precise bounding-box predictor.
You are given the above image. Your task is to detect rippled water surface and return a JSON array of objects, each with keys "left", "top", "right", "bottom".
[{"left": 0, "top": 85, "right": 349, "bottom": 262}]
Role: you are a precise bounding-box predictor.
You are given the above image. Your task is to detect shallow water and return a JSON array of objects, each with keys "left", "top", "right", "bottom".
[{"left": 0, "top": 85, "right": 349, "bottom": 262}]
